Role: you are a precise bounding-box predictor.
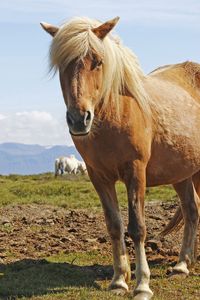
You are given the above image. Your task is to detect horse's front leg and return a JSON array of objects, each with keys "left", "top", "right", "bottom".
[
  {"left": 125, "top": 161, "right": 153, "bottom": 300},
  {"left": 88, "top": 168, "right": 131, "bottom": 294}
]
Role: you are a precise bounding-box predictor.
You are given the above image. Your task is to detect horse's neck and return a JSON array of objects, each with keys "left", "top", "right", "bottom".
[{"left": 96, "top": 94, "right": 151, "bottom": 131}]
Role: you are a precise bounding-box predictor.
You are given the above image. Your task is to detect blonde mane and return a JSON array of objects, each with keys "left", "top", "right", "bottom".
[{"left": 50, "top": 17, "right": 151, "bottom": 118}]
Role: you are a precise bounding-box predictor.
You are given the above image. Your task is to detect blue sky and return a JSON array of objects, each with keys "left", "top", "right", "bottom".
[{"left": 0, "top": 0, "right": 200, "bottom": 145}]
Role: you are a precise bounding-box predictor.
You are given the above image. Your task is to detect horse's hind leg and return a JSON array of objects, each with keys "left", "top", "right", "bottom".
[
  {"left": 192, "top": 171, "right": 200, "bottom": 259},
  {"left": 172, "top": 178, "right": 199, "bottom": 275}
]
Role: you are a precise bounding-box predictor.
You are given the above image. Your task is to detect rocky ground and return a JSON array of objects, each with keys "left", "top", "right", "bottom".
[{"left": 0, "top": 201, "right": 199, "bottom": 268}]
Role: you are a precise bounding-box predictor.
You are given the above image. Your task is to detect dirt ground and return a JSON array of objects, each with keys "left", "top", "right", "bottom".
[{"left": 0, "top": 201, "right": 199, "bottom": 267}]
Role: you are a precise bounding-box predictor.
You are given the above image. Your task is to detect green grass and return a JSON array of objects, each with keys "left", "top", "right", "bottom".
[
  {"left": 0, "top": 173, "right": 177, "bottom": 209},
  {"left": 0, "top": 251, "right": 199, "bottom": 300}
]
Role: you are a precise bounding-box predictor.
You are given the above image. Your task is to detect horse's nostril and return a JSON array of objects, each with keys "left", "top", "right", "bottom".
[
  {"left": 66, "top": 111, "right": 75, "bottom": 126},
  {"left": 86, "top": 111, "right": 91, "bottom": 121},
  {"left": 67, "top": 110, "right": 92, "bottom": 132},
  {"left": 84, "top": 111, "right": 91, "bottom": 126}
]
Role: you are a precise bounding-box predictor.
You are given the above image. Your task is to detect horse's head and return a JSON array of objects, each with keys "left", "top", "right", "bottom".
[{"left": 40, "top": 17, "right": 119, "bottom": 136}]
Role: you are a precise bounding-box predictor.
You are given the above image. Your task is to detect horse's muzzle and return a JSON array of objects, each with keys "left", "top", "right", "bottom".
[{"left": 66, "top": 109, "right": 93, "bottom": 136}]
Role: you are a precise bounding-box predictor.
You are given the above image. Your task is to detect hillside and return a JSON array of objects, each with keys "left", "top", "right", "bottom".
[{"left": 0, "top": 143, "right": 82, "bottom": 175}]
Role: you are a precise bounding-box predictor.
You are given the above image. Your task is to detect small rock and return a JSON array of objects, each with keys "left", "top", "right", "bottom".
[
  {"left": 148, "top": 214, "right": 163, "bottom": 221},
  {"left": 146, "top": 246, "right": 153, "bottom": 254},
  {"left": 125, "top": 237, "right": 132, "bottom": 247},
  {"left": 166, "top": 266, "right": 173, "bottom": 275},
  {"left": 92, "top": 245, "right": 98, "bottom": 250},
  {"left": 158, "top": 248, "right": 166, "bottom": 256},
  {"left": 0, "top": 233, "right": 6, "bottom": 237},
  {"left": 51, "top": 242, "right": 60, "bottom": 247},
  {"left": 171, "top": 247, "right": 179, "bottom": 256},
  {"left": 146, "top": 239, "right": 162, "bottom": 250},
  {"left": 97, "top": 237, "right": 107, "bottom": 243},
  {"left": 60, "top": 237, "right": 72, "bottom": 242},
  {"left": 148, "top": 254, "right": 166, "bottom": 264},
  {"left": 20, "top": 248, "right": 28, "bottom": 254},
  {"left": 84, "top": 238, "right": 97, "bottom": 243},
  {"left": 166, "top": 248, "right": 179, "bottom": 256},
  {"left": 0, "top": 248, "right": 6, "bottom": 253},
  {"left": 50, "top": 234, "right": 60, "bottom": 239},
  {"left": 152, "top": 225, "right": 160, "bottom": 230},
  {"left": 0, "top": 253, "right": 7, "bottom": 258},
  {"left": 68, "top": 228, "right": 77, "bottom": 233},
  {"left": 87, "top": 213, "right": 95, "bottom": 220},
  {"left": 46, "top": 219, "right": 55, "bottom": 225},
  {"left": 35, "top": 244, "right": 46, "bottom": 251},
  {"left": 10, "top": 241, "right": 18, "bottom": 247},
  {"left": 21, "top": 217, "right": 29, "bottom": 224},
  {"left": 0, "top": 217, "right": 11, "bottom": 225},
  {"left": 35, "top": 218, "right": 45, "bottom": 225}
]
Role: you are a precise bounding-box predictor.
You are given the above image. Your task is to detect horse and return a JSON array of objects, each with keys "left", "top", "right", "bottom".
[
  {"left": 41, "top": 17, "right": 200, "bottom": 299},
  {"left": 55, "top": 155, "right": 79, "bottom": 176},
  {"left": 54, "top": 157, "right": 64, "bottom": 176},
  {"left": 77, "top": 161, "right": 87, "bottom": 175},
  {"left": 63, "top": 155, "right": 79, "bottom": 174}
]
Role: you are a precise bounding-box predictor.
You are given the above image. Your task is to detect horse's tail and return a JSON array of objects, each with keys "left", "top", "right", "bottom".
[
  {"left": 161, "top": 205, "right": 183, "bottom": 236},
  {"left": 161, "top": 171, "right": 200, "bottom": 236}
]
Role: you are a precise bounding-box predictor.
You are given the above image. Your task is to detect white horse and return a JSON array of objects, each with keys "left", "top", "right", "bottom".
[
  {"left": 55, "top": 157, "right": 64, "bottom": 176},
  {"left": 77, "top": 161, "right": 87, "bottom": 174},
  {"left": 55, "top": 155, "right": 87, "bottom": 176},
  {"left": 63, "top": 155, "right": 79, "bottom": 174}
]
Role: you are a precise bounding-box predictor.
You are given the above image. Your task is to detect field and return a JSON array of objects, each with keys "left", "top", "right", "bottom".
[{"left": 0, "top": 174, "right": 199, "bottom": 300}]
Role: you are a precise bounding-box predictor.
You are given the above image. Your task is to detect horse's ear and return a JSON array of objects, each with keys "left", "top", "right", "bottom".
[
  {"left": 40, "top": 22, "right": 59, "bottom": 37},
  {"left": 92, "top": 17, "right": 120, "bottom": 39}
]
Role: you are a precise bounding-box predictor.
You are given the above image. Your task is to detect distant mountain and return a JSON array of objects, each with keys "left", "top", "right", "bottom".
[{"left": 0, "top": 143, "right": 82, "bottom": 175}]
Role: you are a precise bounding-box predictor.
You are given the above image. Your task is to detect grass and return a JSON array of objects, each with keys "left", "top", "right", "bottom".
[
  {"left": 0, "top": 251, "right": 199, "bottom": 300},
  {"left": 0, "top": 173, "right": 199, "bottom": 300},
  {"left": 0, "top": 173, "right": 177, "bottom": 209}
]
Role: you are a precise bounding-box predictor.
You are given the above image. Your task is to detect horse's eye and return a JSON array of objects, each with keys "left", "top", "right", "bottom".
[{"left": 91, "top": 58, "right": 102, "bottom": 71}]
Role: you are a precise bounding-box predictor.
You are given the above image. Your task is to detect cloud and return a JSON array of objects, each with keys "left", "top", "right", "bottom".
[
  {"left": 1, "top": 0, "right": 200, "bottom": 28},
  {"left": 0, "top": 114, "right": 7, "bottom": 121},
  {"left": 15, "top": 111, "right": 53, "bottom": 122},
  {"left": 0, "top": 111, "right": 73, "bottom": 146}
]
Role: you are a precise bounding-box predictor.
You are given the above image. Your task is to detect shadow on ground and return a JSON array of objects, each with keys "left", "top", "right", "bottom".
[{"left": 0, "top": 259, "right": 113, "bottom": 298}]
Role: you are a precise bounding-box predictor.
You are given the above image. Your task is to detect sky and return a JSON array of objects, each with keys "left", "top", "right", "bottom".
[{"left": 0, "top": 0, "right": 200, "bottom": 146}]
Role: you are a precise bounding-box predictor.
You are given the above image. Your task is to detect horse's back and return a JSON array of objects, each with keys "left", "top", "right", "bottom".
[{"left": 149, "top": 61, "right": 200, "bottom": 104}]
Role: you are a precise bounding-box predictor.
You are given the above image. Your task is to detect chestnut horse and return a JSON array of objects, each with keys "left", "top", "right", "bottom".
[{"left": 41, "top": 17, "right": 200, "bottom": 299}]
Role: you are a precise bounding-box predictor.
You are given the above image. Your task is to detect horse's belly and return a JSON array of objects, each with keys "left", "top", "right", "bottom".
[{"left": 146, "top": 139, "right": 200, "bottom": 186}]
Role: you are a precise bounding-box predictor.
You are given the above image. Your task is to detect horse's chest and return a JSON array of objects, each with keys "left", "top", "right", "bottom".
[
  {"left": 80, "top": 140, "right": 128, "bottom": 168},
  {"left": 73, "top": 132, "right": 140, "bottom": 173}
]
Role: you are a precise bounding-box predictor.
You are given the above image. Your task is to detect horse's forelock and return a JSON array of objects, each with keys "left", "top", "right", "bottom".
[{"left": 50, "top": 17, "right": 151, "bottom": 119}]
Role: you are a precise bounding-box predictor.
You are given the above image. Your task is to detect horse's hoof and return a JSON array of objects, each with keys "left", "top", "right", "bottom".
[
  {"left": 167, "top": 266, "right": 188, "bottom": 279},
  {"left": 167, "top": 270, "right": 188, "bottom": 280},
  {"left": 108, "top": 280, "right": 129, "bottom": 296},
  {"left": 134, "top": 291, "right": 153, "bottom": 300},
  {"left": 108, "top": 277, "right": 129, "bottom": 294}
]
